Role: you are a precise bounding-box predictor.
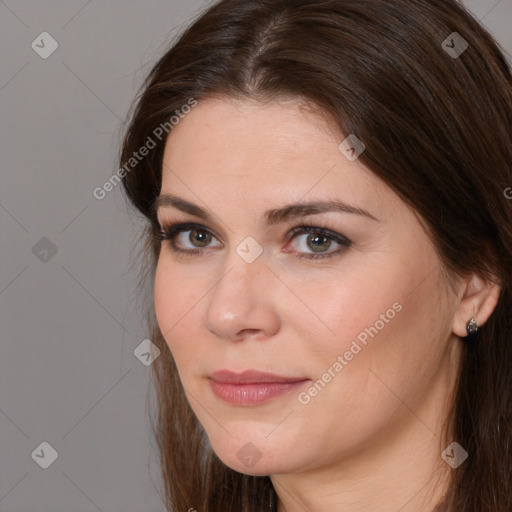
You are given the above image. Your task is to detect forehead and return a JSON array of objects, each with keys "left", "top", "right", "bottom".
[
  {"left": 159, "top": 96, "right": 400, "bottom": 222},
  {"left": 163, "top": 96, "right": 338, "bottom": 162}
]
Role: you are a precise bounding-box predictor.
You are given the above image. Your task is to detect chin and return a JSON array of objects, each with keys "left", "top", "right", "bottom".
[
  {"left": 215, "top": 450, "right": 288, "bottom": 477},
  {"left": 206, "top": 431, "right": 307, "bottom": 476}
]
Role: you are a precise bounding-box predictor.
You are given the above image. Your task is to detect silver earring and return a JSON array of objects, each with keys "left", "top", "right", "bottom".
[
  {"left": 463, "top": 317, "right": 479, "bottom": 343},
  {"left": 466, "top": 317, "right": 479, "bottom": 335}
]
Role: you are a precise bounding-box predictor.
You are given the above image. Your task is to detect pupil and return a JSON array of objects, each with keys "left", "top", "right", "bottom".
[
  {"left": 191, "top": 229, "right": 210, "bottom": 247},
  {"left": 309, "top": 234, "right": 330, "bottom": 252}
]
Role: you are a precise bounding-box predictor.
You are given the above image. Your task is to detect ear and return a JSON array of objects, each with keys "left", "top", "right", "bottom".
[{"left": 452, "top": 272, "right": 501, "bottom": 337}]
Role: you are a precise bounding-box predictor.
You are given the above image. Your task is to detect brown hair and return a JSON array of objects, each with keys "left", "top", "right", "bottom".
[{"left": 118, "top": 0, "right": 512, "bottom": 510}]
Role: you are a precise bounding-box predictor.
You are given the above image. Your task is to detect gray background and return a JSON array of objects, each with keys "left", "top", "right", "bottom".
[{"left": 0, "top": 1, "right": 510, "bottom": 511}]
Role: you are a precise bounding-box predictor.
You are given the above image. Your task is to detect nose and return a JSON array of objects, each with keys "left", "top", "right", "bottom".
[{"left": 203, "top": 250, "right": 281, "bottom": 342}]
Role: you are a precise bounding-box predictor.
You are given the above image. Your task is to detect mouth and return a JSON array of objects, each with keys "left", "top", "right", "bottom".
[{"left": 209, "top": 369, "right": 309, "bottom": 406}]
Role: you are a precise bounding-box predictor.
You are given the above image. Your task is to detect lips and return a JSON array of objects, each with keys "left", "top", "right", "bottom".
[
  {"left": 209, "top": 369, "right": 309, "bottom": 406},
  {"left": 210, "top": 369, "right": 307, "bottom": 384}
]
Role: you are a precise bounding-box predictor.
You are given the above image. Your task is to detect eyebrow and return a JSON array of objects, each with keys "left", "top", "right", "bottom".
[{"left": 151, "top": 193, "right": 378, "bottom": 225}]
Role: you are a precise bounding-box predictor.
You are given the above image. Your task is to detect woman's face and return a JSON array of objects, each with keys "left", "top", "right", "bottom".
[{"left": 154, "top": 96, "right": 462, "bottom": 476}]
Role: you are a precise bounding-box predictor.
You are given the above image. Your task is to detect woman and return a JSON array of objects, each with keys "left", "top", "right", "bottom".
[{"left": 119, "top": 0, "right": 512, "bottom": 510}]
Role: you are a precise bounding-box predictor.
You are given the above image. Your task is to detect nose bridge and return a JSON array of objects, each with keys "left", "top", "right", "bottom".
[
  {"left": 203, "top": 244, "right": 279, "bottom": 340},
  {"left": 214, "top": 232, "right": 267, "bottom": 299}
]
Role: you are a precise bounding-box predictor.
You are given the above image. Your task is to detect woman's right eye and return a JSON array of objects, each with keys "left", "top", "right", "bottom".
[{"left": 159, "top": 222, "right": 221, "bottom": 255}]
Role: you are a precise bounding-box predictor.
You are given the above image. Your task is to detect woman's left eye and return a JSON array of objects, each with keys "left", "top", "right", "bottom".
[
  {"left": 158, "top": 222, "right": 351, "bottom": 260},
  {"left": 286, "top": 225, "right": 351, "bottom": 260}
]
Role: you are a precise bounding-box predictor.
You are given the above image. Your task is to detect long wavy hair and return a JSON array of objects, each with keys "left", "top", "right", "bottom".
[{"left": 118, "top": 0, "right": 512, "bottom": 510}]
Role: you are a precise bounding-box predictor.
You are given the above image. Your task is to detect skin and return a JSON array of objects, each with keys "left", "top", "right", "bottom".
[{"left": 153, "top": 96, "right": 500, "bottom": 512}]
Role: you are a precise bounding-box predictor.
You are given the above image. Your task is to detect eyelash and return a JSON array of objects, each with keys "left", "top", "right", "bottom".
[{"left": 157, "top": 221, "right": 351, "bottom": 260}]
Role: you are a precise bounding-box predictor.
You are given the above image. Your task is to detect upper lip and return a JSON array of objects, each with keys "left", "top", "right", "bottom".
[{"left": 210, "top": 369, "right": 308, "bottom": 384}]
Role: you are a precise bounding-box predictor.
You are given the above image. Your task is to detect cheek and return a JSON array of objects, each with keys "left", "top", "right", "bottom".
[
  {"left": 154, "top": 261, "right": 201, "bottom": 362},
  {"left": 303, "top": 262, "right": 449, "bottom": 417},
  {"left": 298, "top": 251, "right": 442, "bottom": 388},
  {"left": 153, "top": 262, "right": 175, "bottom": 337},
  {"left": 292, "top": 279, "right": 401, "bottom": 407},
  {"left": 285, "top": 279, "right": 441, "bottom": 455},
  {"left": 300, "top": 264, "right": 407, "bottom": 354}
]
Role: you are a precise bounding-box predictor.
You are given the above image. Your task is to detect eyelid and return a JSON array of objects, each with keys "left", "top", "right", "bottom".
[
  {"left": 158, "top": 221, "right": 223, "bottom": 248},
  {"left": 287, "top": 224, "right": 350, "bottom": 246}
]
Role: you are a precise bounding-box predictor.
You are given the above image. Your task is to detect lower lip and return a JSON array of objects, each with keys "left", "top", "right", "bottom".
[{"left": 210, "top": 380, "right": 308, "bottom": 406}]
